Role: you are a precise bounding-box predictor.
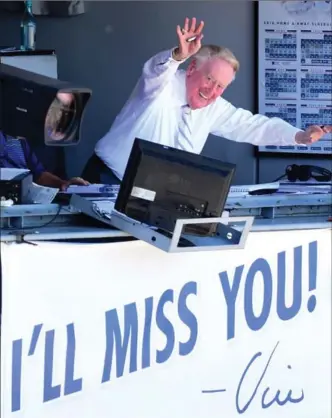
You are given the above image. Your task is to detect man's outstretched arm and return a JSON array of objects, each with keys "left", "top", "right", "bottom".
[{"left": 209, "top": 98, "right": 332, "bottom": 146}]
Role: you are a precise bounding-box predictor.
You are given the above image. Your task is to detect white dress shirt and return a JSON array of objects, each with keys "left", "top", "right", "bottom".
[{"left": 95, "top": 48, "right": 301, "bottom": 180}]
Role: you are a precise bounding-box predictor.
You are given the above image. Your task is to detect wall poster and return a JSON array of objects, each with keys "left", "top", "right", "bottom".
[{"left": 258, "top": 1, "right": 332, "bottom": 155}]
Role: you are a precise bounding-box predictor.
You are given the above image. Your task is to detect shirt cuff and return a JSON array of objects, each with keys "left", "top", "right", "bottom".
[
  {"left": 169, "top": 47, "right": 187, "bottom": 64},
  {"left": 284, "top": 125, "right": 303, "bottom": 145},
  {"left": 270, "top": 118, "right": 303, "bottom": 146}
]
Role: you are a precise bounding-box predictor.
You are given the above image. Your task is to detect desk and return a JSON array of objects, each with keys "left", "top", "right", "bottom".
[
  {"left": 1, "top": 194, "right": 331, "bottom": 418},
  {"left": 1, "top": 193, "right": 330, "bottom": 241}
]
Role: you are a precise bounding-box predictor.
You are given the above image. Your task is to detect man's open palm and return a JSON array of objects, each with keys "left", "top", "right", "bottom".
[{"left": 175, "top": 17, "right": 204, "bottom": 60}]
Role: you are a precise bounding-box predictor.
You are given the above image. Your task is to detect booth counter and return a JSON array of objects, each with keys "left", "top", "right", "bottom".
[{"left": 1, "top": 192, "right": 331, "bottom": 418}]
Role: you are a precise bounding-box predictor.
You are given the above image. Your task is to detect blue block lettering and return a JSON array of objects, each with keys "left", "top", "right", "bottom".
[
  {"left": 142, "top": 297, "right": 153, "bottom": 369},
  {"left": 277, "top": 246, "right": 302, "bottom": 321},
  {"left": 28, "top": 324, "right": 43, "bottom": 356},
  {"left": 43, "top": 330, "right": 61, "bottom": 402},
  {"left": 64, "top": 323, "right": 83, "bottom": 396},
  {"left": 11, "top": 339, "right": 22, "bottom": 412},
  {"left": 178, "top": 281, "right": 198, "bottom": 356},
  {"left": 156, "top": 289, "right": 175, "bottom": 364},
  {"left": 219, "top": 265, "right": 244, "bottom": 340},
  {"left": 307, "top": 241, "right": 318, "bottom": 312},
  {"left": 102, "top": 302, "right": 138, "bottom": 382},
  {"left": 245, "top": 258, "right": 273, "bottom": 332}
]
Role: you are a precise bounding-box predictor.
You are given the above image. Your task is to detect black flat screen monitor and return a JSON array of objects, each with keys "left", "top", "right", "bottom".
[{"left": 115, "top": 138, "right": 236, "bottom": 237}]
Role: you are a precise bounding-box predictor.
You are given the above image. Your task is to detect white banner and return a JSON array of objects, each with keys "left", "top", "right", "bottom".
[{"left": 1, "top": 228, "right": 331, "bottom": 418}]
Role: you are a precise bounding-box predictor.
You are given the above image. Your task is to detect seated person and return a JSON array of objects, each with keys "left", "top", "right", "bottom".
[{"left": 0, "top": 130, "right": 89, "bottom": 190}]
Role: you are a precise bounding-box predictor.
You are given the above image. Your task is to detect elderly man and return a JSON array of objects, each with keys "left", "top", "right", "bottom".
[{"left": 84, "top": 18, "right": 332, "bottom": 184}]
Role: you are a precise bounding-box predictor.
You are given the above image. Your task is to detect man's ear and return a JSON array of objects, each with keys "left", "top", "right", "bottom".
[{"left": 186, "top": 59, "right": 197, "bottom": 77}]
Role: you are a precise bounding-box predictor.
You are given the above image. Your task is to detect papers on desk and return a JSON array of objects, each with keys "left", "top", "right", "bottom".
[
  {"left": 0, "top": 168, "right": 58, "bottom": 204},
  {"left": 279, "top": 181, "right": 332, "bottom": 195},
  {"left": 25, "top": 183, "right": 59, "bottom": 204},
  {"left": 229, "top": 182, "right": 280, "bottom": 197},
  {"left": 229, "top": 180, "right": 332, "bottom": 197}
]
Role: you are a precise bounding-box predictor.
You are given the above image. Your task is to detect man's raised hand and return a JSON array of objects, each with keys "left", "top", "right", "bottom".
[{"left": 173, "top": 17, "right": 204, "bottom": 61}]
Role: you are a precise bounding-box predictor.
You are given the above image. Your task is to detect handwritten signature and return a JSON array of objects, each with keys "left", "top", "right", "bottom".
[{"left": 202, "top": 341, "right": 304, "bottom": 413}]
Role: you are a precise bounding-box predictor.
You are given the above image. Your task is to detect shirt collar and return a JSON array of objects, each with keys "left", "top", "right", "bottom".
[{"left": 173, "top": 70, "right": 188, "bottom": 107}]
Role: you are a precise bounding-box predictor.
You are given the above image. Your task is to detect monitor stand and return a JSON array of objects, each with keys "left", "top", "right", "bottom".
[
  {"left": 154, "top": 228, "right": 196, "bottom": 248},
  {"left": 111, "top": 209, "right": 254, "bottom": 253},
  {"left": 69, "top": 194, "right": 254, "bottom": 254}
]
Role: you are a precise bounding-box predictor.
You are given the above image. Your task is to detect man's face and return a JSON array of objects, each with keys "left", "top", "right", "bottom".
[{"left": 185, "top": 58, "right": 235, "bottom": 110}]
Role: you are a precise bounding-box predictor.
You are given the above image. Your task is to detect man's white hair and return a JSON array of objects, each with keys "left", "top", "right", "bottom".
[{"left": 193, "top": 45, "right": 240, "bottom": 73}]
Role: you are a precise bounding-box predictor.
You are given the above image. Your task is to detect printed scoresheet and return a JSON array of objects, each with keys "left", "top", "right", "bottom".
[{"left": 258, "top": 1, "right": 332, "bottom": 155}]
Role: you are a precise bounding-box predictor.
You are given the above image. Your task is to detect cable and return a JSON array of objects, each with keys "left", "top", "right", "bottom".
[
  {"left": 5, "top": 204, "right": 65, "bottom": 246},
  {"left": 273, "top": 174, "right": 286, "bottom": 182},
  {"left": 16, "top": 203, "right": 64, "bottom": 230}
]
